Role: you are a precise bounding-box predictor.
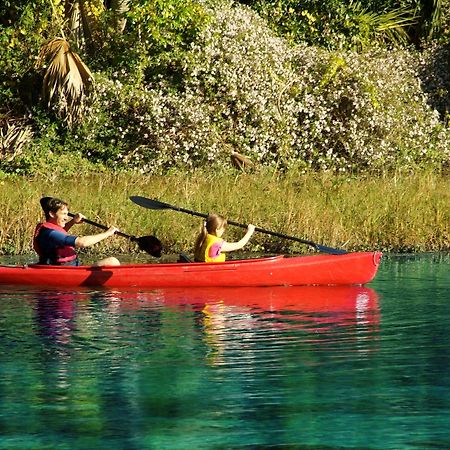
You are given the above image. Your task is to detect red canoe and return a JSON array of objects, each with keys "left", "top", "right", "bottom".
[{"left": 0, "top": 252, "right": 381, "bottom": 288}]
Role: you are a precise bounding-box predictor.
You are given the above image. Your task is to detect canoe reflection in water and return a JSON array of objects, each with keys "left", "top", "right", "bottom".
[
  {"left": 32, "top": 285, "right": 380, "bottom": 368},
  {"left": 116, "top": 285, "right": 380, "bottom": 366}
]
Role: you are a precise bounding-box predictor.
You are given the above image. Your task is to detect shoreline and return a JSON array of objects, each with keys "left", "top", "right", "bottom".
[{"left": 0, "top": 171, "right": 449, "bottom": 256}]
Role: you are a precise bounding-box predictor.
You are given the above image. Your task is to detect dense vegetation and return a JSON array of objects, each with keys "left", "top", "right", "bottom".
[
  {"left": 1, "top": 171, "right": 449, "bottom": 257},
  {"left": 1, "top": 0, "right": 450, "bottom": 177}
]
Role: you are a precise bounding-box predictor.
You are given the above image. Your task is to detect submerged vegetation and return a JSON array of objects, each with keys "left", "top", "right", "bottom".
[{"left": 1, "top": 1, "right": 450, "bottom": 256}]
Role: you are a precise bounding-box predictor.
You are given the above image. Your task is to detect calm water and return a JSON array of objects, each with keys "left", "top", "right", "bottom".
[{"left": 0, "top": 254, "right": 448, "bottom": 449}]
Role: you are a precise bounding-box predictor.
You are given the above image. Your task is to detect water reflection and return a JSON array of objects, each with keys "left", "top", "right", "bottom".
[
  {"left": 159, "top": 286, "right": 380, "bottom": 366},
  {"left": 33, "top": 285, "right": 380, "bottom": 327},
  {"left": 0, "top": 287, "right": 379, "bottom": 449},
  {"left": 36, "top": 291, "right": 77, "bottom": 347},
  {"left": 30, "top": 285, "right": 380, "bottom": 364},
  {"left": 83, "top": 286, "right": 380, "bottom": 367},
  {"left": 2, "top": 255, "right": 449, "bottom": 449},
  {"left": 146, "top": 286, "right": 379, "bottom": 331}
]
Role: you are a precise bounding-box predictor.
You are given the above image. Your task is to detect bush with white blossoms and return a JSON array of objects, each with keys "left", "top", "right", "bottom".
[
  {"left": 80, "top": 75, "right": 224, "bottom": 173},
  {"left": 184, "top": 1, "right": 450, "bottom": 172},
  {"left": 77, "top": 0, "right": 450, "bottom": 174}
]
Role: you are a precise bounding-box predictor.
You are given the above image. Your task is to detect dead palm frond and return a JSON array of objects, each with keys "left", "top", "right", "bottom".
[
  {"left": 66, "top": 0, "right": 85, "bottom": 48},
  {"left": 36, "top": 37, "right": 94, "bottom": 127},
  {"left": 0, "top": 122, "right": 33, "bottom": 162},
  {"left": 109, "top": 0, "right": 130, "bottom": 33},
  {"left": 65, "top": 0, "right": 106, "bottom": 49},
  {"left": 231, "top": 150, "right": 254, "bottom": 171}
]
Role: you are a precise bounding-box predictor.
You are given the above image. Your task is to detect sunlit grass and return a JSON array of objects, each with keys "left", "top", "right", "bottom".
[{"left": 1, "top": 170, "right": 449, "bottom": 257}]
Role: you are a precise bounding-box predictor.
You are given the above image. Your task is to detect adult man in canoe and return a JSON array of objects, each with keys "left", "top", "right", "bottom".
[{"left": 34, "top": 197, "right": 120, "bottom": 266}]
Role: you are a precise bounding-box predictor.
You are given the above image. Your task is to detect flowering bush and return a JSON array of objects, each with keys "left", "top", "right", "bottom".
[
  {"left": 69, "top": 1, "right": 450, "bottom": 174},
  {"left": 79, "top": 75, "right": 223, "bottom": 172}
]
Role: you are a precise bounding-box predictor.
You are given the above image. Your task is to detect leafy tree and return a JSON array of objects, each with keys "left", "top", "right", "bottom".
[
  {"left": 0, "top": 0, "right": 55, "bottom": 115},
  {"left": 89, "top": 0, "right": 208, "bottom": 86},
  {"left": 236, "top": 0, "right": 450, "bottom": 48}
]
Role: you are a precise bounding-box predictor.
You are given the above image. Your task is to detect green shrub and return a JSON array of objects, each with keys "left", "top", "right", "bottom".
[
  {"left": 237, "top": 0, "right": 416, "bottom": 49},
  {"left": 0, "top": 0, "right": 55, "bottom": 112},
  {"left": 62, "top": 1, "right": 450, "bottom": 174},
  {"left": 185, "top": 2, "right": 450, "bottom": 172},
  {"left": 90, "top": 0, "right": 209, "bottom": 87},
  {"left": 1, "top": 0, "right": 449, "bottom": 176},
  {"left": 237, "top": 0, "right": 450, "bottom": 48}
]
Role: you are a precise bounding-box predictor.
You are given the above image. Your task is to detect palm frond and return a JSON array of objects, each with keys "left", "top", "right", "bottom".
[
  {"left": 374, "top": 7, "right": 418, "bottom": 45},
  {"left": 109, "top": 0, "right": 130, "bottom": 33},
  {"left": 66, "top": 0, "right": 85, "bottom": 48},
  {"left": 65, "top": 0, "right": 105, "bottom": 49},
  {"left": 428, "top": 0, "right": 443, "bottom": 39},
  {"left": 0, "top": 122, "right": 33, "bottom": 162},
  {"left": 348, "top": 1, "right": 417, "bottom": 47},
  {"left": 230, "top": 150, "right": 254, "bottom": 171},
  {"left": 36, "top": 37, "right": 94, "bottom": 127}
]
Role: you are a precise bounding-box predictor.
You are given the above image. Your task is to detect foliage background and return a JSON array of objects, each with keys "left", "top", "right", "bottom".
[{"left": 1, "top": 0, "right": 450, "bottom": 178}]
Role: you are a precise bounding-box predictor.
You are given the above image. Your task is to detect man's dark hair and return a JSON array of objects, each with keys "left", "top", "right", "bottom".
[{"left": 40, "top": 197, "right": 68, "bottom": 220}]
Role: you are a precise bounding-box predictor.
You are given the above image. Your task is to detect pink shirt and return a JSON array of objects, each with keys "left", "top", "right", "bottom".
[{"left": 209, "top": 240, "right": 224, "bottom": 258}]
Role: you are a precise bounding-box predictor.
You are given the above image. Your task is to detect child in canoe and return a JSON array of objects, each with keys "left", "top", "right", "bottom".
[{"left": 194, "top": 214, "right": 255, "bottom": 262}]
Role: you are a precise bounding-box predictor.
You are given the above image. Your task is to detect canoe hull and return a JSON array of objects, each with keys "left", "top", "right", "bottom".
[{"left": 0, "top": 252, "right": 382, "bottom": 288}]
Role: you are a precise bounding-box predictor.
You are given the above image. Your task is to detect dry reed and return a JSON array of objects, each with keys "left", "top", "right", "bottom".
[{"left": 1, "top": 170, "right": 448, "bottom": 258}]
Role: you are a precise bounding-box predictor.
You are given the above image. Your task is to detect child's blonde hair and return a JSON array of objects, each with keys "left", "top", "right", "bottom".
[{"left": 194, "top": 214, "right": 227, "bottom": 260}]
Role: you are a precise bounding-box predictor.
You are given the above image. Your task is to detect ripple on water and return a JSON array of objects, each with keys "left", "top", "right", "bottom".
[{"left": 0, "top": 255, "right": 449, "bottom": 449}]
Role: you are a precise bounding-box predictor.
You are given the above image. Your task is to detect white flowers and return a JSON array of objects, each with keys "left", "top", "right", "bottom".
[{"left": 78, "top": 0, "right": 450, "bottom": 174}]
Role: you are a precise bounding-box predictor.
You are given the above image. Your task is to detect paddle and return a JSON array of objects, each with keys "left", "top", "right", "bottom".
[
  {"left": 68, "top": 212, "right": 162, "bottom": 257},
  {"left": 129, "top": 196, "right": 347, "bottom": 255}
]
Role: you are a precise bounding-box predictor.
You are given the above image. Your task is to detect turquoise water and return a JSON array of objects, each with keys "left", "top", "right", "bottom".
[{"left": 0, "top": 254, "right": 448, "bottom": 449}]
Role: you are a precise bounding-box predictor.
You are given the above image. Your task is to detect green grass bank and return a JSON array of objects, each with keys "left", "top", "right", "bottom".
[{"left": 1, "top": 171, "right": 449, "bottom": 259}]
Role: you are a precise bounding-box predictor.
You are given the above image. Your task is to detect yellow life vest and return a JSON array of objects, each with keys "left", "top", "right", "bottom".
[{"left": 198, "top": 234, "right": 225, "bottom": 262}]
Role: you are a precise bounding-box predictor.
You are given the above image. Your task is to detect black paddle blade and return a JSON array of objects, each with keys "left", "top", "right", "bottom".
[
  {"left": 136, "top": 235, "right": 163, "bottom": 258},
  {"left": 130, "top": 196, "right": 171, "bottom": 210},
  {"left": 315, "top": 244, "right": 347, "bottom": 255}
]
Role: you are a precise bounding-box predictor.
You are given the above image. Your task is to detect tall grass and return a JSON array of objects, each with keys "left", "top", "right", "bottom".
[{"left": 0, "top": 170, "right": 448, "bottom": 258}]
